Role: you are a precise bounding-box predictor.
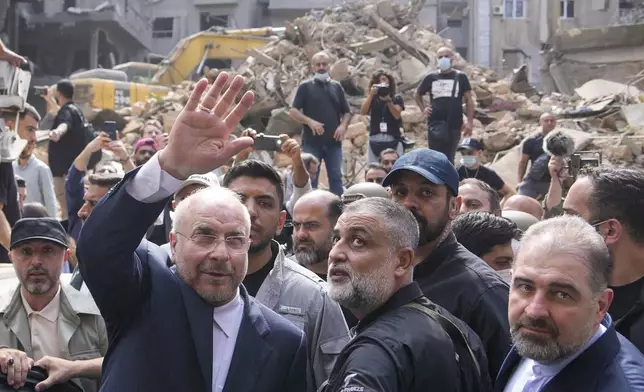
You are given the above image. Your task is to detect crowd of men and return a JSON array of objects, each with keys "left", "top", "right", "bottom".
[{"left": 1, "top": 41, "right": 644, "bottom": 392}]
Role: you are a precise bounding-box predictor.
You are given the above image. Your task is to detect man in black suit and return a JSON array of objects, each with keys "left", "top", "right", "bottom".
[{"left": 76, "top": 73, "right": 308, "bottom": 392}]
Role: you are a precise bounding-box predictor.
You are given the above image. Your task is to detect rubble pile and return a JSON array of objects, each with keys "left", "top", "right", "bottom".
[{"left": 106, "top": 0, "right": 644, "bottom": 187}]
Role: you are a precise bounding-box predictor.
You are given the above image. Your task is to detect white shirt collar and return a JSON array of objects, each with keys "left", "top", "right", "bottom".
[
  {"left": 21, "top": 285, "right": 61, "bottom": 323},
  {"left": 213, "top": 290, "right": 243, "bottom": 338},
  {"left": 530, "top": 322, "right": 607, "bottom": 377}
]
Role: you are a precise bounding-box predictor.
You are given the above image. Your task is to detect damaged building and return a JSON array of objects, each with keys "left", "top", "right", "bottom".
[{"left": 2, "top": 0, "right": 151, "bottom": 80}]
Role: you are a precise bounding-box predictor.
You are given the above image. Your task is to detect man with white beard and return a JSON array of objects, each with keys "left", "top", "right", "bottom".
[
  {"left": 320, "top": 197, "right": 493, "bottom": 392},
  {"left": 292, "top": 190, "right": 358, "bottom": 327}
]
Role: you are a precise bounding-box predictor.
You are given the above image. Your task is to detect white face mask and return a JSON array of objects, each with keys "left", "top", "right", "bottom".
[
  {"left": 460, "top": 156, "right": 477, "bottom": 168},
  {"left": 438, "top": 57, "right": 452, "bottom": 71},
  {"left": 313, "top": 72, "right": 330, "bottom": 83}
]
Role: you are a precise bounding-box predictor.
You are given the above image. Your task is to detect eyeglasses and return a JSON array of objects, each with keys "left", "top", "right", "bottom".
[
  {"left": 366, "top": 177, "right": 384, "bottom": 184},
  {"left": 176, "top": 232, "right": 250, "bottom": 254}
]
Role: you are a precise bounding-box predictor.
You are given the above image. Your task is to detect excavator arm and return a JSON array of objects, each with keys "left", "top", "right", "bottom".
[{"left": 152, "top": 27, "right": 285, "bottom": 86}]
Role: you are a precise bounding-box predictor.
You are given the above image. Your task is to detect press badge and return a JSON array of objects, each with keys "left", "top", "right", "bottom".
[{"left": 379, "top": 122, "right": 387, "bottom": 133}]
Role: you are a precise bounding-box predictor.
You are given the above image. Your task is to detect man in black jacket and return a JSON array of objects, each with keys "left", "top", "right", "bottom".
[
  {"left": 48, "top": 80, "right": 90, "bottom": 219},
  {"left": 321, "top": 197, "right": 491, "bottom": 392},
  {"left": 382, "top": 148, "right": 511, "bottom": 383}
]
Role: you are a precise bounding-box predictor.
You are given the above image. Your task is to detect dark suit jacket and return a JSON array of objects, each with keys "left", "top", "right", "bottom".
[
  {"left": 495, "top": 316, "right": 644, "bottom": 391},
  {"left": 76, "top": 169, "right": 308, "bottom": 392}
]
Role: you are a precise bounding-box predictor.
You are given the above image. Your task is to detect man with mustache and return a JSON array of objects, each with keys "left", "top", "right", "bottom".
[
  {"left": 292, "top": 190, "right": 358, "bottom": 328},
  {"left": 496, "top": 216, "right": 644, "bottom": 391},
  {"left": 321, "top": 197, "right": 491, "bottom": 392},
  {"left": 0, "top": 218, "right": 106, "bottom": 391},
  {"left": 223, "top": 160, "right": 350, "bottom": 390},
  {"left": 76, "top": 74, "right": 309, "bottom": 391},
  {"left": 382, "top": 148, "right": 511, "bottom": 383}
]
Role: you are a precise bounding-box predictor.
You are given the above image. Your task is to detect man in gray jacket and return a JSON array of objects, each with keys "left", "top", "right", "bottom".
[
  {"left": 223, "top": 160, "right": 350, "bottom": 390},
  {"left": 0, "top": 218, "right": 106, "bottom": 391}
]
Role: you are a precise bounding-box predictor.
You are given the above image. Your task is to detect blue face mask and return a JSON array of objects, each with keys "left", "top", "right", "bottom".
[
  {"left": 438, "top": 57, "right": 451, "bottom": 71},
  {"left": 460, "top": 156, "right": 477, "bottom": 168}
]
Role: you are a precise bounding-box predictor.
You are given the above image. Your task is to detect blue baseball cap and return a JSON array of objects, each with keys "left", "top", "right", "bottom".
[{"left": 382, "top": 148, "right": 460, "bottom": 196}]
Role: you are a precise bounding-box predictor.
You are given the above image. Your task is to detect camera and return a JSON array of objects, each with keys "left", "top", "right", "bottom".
[
  {"left": 567, "top": 151, "right": 602, "bottom": 180},
  {"left": 559, "top": 151, "right": 602, "bottom": 195},
  {"left": 375, "top": 83, "right": 390, "bottom": 97}
]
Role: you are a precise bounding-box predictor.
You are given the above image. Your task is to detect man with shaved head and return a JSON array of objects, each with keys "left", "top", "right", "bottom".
[
  {"left": 289, "top": 51, "right": 352, "bottom": 196},
  {"left": 415, "top": 46, "right": 475, "bottom": 163},
  {"left": 292, "top": 189, "right": 359, "bottom": 327},
  {"left": 517, "top": 112, "right": 558, "bottom": 199},
  {"left": 292, "top": 190, "right": 343, "bottom": 276},
  {"left": 502, "top": 194, "right": 543, "bottom": 221}
]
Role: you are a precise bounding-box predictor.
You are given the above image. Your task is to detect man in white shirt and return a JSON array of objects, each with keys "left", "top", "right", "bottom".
[
  {"left": 12, "top": 104, "right": 57, "bottom": 218},
  {"left": 497, "top": 215, "right": 644, "bottom": 391},
  {"left": 75, "top": 73, "right": 308, "bottom": 392}
]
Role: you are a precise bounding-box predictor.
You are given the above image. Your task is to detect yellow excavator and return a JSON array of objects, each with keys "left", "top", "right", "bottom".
[{"left": 52, "top": 27, "right": 286, "bottom": 112}]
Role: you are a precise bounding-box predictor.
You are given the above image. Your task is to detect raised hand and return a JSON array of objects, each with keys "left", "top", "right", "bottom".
[{"left": 158, "top": 73, "right": 255, "bottom": 180}]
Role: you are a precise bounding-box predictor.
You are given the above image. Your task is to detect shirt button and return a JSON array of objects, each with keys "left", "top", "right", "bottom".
[{"left": 33, "top": 330, "right": 39, "bottom": 336}]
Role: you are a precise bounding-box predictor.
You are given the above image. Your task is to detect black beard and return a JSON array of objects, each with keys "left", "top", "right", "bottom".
[
  {"left": 249, "top": 237, "right": 272, "bottom": 255},
  {"left": 410, "top": 208, "right": 450, "bottom": 247}
]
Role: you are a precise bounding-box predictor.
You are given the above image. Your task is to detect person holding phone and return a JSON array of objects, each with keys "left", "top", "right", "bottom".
[{"left": 361, "top": 70, "right": 405, "bottom": 164}]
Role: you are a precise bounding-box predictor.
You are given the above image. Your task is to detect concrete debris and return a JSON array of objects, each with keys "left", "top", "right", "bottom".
[{"left": 103, "top": 0, "right": 644, "bottom": 184}]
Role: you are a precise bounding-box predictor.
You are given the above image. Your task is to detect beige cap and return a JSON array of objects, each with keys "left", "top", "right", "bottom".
[
  {"left": 342, "top": 182, "right": 390, "bottom": 204},
  {"left": 176, "top": 172, "right": 220, "bottom": 195},
  {"left": 502, "top": 210, "right": 539, "bottom": 232}
]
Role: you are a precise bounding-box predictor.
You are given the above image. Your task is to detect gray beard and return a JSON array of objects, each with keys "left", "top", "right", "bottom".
[{"left": 510, "top": 318, "right": 596, "bottom": 363}]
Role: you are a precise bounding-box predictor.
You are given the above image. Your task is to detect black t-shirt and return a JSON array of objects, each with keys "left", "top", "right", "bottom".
[
  {"left": 243, "top": 253, "right": 276, "bottom": 297},
  {"left": 317, "top": 272, "right": 360, "bottom": 329},
  {"left": 368, "top": 94, "right": 405, "bottom": 137},
  {"left": 458, "top": 165, "right": 506, "bottom": 191},
  {"left": 610, "top": 276, "right": 644, "bottom": 320},
  {"left": 417, "top": 70, "right": 471, "bottom": 130},
  {"left": 0, "top": 163, "right": 21, "bottom": 263},
  {"left": 48, "top": 102, "right": 87, "bottom": 177},
  {"left": 521, "top": 134, "right": 551, "bottom": 182},
  {"left": 291, "top": 79, "right": 351, "bottom": 146}
]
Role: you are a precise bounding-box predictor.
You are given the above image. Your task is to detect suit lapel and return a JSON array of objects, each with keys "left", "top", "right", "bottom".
[
  {"left": 223, "top": 287, "right": 272, "bottom": 392},
  {"left": 494, "top": 347, "right": 522, "bottom": 392},
  {"left": 177, "top": 275, "right": 213, "bottom": 390},
  {"left": 542, "top": 327, "right": 620, "bottom": 392}
]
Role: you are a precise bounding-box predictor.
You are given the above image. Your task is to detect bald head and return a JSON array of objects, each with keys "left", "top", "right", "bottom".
[
  {"left": 437, "top": 47, "right": 453, "bottom": 57},
  {"left": 312, "top": 51, "right": 330, "bottom": 62},
  {"left": 172, "top": 187, "right": 251, "bottom": 234},
  {"left": 294, "top": 190, "right": 343, "bottom": 224},
  {"left": 503, "top": 195, "right": 543, "bottom": 221},
  {"left": 540, "top": 112, "right": 557, "bottom": 133}
]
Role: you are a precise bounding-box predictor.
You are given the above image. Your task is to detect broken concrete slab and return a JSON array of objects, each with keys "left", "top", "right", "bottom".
[
  {"left": 622, "top": 103, "right": 644, "bottom": 127},
  {"left": 265, "top": 108, "right": 302, "bottom": 136},
  {"left": 574, "top": 79, "right": 642, "bottom": 101}
]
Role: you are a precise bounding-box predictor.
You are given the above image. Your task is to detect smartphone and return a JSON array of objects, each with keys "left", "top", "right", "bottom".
[
  {"left": 104, "top": 121, "right": 117, "bottom": 140},
  {"left": 33, "top": 86, "right": 48, "bottom": 96},
  {"left": 253, "top": 135, "right": 283, "bottom": 152}
]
